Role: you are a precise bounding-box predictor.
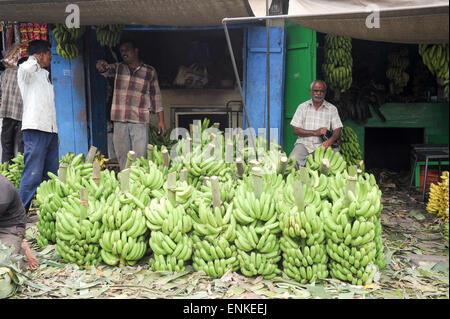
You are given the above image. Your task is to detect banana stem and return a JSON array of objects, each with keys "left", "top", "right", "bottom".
[
  {"left": 236, "top": 157, "right": 244, "bottom": 179},
  {"left": 180, "top": 168, "right": 188, "bottom": 182},
  {"left": 278, "top": 156, "right": 288, "bottom": 175},
  {"left": 167, "top": 172, "right": 177, "bottom": 206},
  {"left": 162, "top": 149, "right": 169, "bottom": 168},
  {"left": 252, "top": 166, "right": 263, "bottom": 199},
  {"left": 58, "top": 163, "right": 68, "bottom": 183},
  {"left": 293, "top": 180, "right": 305, "bottom": 212},
  {"left": 92, "top": 161, "right": 101, "bottom": 186},
  {"left": 346, "top": 165, "right": 358, "bottom": 205},
  {"left": 125, "top": 151, "right": 136, "bottom": 169},
  {"left": 85, "top": 146, "right": 98, "bottom": 164},
  {"left": 320, "top": 158, "right": 331, "bottom": 176},
  {"left": 120, "top": 168, "right": 130, "bottom": 193},
  {"left": 147, "top": 144, "right": 154, "bottom": 162},
  {"left": 79, "top": 188, "right": 88, "bottom": 221},
  {"left": 210, "top": 176, "right": 221, "bottom": 208}
]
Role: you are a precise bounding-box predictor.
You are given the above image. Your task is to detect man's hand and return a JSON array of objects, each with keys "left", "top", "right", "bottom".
[
  {"left": 158, "top": 121, "right": 167, "bottom": 135},
  {"left": 321, "top": 138, "right": 333, "bottom": 150},
  {"left": 316, "top": 127, "right": 327, "bottom": 136},
  {"left": 96, "top": 60, "right": 109, "bottom": 73}
]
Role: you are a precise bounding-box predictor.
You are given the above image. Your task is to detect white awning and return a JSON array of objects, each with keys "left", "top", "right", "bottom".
[
  {"left": 249, "top": 0, "right": 449, "bottom": 43},
  {"left": 0, "top": 0, "right": 254, "bottom": 27}
]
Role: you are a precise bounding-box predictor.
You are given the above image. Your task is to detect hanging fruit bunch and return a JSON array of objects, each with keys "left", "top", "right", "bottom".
[
  {"left": 386, "top": 48, "right": 410, "bottom": 95},
  {"left": 338, "top": 126, "right": 363, "bottom": 167},
  {"left": 53, "top": 23, "right": 85, "bottom": 60},
  {"left": 426, "top": 171, "right": 449, "bottom": 222},
  {"left": 419, "top": 44, "right": 449, "bottom": 95},
  {"left": 322, "top": 34, "right": 353, "bottom": 101},
  {"left": 96, "top": 24, "right": 123, "bottom": 48}
]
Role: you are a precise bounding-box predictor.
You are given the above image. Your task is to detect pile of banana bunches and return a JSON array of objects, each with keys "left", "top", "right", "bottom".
[
  {"left": 33, "top": 119, "right": 386, "bottom": 286},
  {"left": 338, "top": 126, "right": 363, "bottom": 167}
]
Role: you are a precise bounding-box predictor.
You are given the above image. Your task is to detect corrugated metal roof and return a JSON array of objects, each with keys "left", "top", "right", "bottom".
[{"left": 0, "top": 0, "right": 255, "bottom": 26}]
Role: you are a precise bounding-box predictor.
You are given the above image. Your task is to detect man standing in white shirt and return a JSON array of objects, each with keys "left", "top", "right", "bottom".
[
  {"left": 289, "top": 80, "right": 343, "bottom": 168},
  {"left": 17, "top": 40, "right": 59, "bottom": 214}
]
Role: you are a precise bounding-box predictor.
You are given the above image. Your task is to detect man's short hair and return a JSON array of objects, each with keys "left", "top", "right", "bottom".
[
  {"left": 17, "top": 57, "right": 28, "bottom": 66},
  {"left": 119, "top": 38, "right": 138, "bottom": 50},
  {"left": 310, "top": 80, "right": 327, "bottom": 91},
  {"left": 28, "top": 40, "right": 51, "bottom": 56}
]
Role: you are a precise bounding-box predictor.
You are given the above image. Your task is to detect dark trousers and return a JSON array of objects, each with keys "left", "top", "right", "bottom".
[
  {"left": 18, "top": 129, "right": 59, "bottom": 213},
  {"left": 1, "top": 118, "right": 24, "bottom": 163}
]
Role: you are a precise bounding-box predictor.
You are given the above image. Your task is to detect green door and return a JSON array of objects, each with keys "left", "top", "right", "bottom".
[{"left": 283, "top": 21, "right": 317, "bottom": 155}]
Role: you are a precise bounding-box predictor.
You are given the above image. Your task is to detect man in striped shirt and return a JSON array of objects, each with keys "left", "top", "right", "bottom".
[
  {"left": 96, "top": 40, "right": 166, "bottom": 170},
  {"left": 289, "top": 80, "right": 343, "bottom": 168},
  {"left": 0, "top": 57, "right": 27, "bottom": 164}
]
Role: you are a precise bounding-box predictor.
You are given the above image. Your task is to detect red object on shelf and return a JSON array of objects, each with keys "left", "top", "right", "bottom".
[{"left": 419, "top": 167, "right": 439, "bottom": 190}]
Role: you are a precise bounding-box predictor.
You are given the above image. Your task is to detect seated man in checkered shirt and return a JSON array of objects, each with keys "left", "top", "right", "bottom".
[
  {"left": 96, "top": 39, "right": 166, "bottom": 170},
  {"left": 289, "top": 80, "right": 343, "bottom": 168}
]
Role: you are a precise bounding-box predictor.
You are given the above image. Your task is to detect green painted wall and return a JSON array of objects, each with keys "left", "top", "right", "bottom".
[{"left": 343, "top": 102, "right": 449, "bottom": 160}]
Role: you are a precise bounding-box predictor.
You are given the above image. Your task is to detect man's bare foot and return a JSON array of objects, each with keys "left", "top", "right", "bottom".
[{"left": 21, "top": 242, "right": 39, "bottom": 270}]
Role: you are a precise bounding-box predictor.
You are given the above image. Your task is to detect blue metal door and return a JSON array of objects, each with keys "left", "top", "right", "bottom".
[
  {"left": 243, "top": 25, "right": 286, "bottom": 146},
  {"left": 50, "top": 30, "right": 89, "bottom": 157}
]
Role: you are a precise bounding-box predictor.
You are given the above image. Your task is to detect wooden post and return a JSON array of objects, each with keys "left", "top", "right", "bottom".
[
  {"left": 210, "top": 176, "right": 221, "bottom": 208},
  {"left": 58, "top": 163, "right": 68, "bottom": 183},
  {"left": 167, "top": 171, "right": 177, "bottom": 205},
  {"left": 85, "top": 146, "right": 98, "bottom": 164},
  {"left": 125, "top": 151, "right": 136, "bottom": 169}
]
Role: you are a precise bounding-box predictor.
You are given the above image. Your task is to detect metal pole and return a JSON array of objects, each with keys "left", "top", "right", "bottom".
[
  {"left": 266, "top": 0, "right": 270, "bottom": 151},
  {"left": 222, "top": 21, "right": 258, "bottom": 161}
]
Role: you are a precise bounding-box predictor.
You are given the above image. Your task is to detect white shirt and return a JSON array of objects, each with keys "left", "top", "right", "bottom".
[
  {"left": 290, "top": 99, "right": 343, "bottom": 153},
  {"left": 17, "top": 56, "right": 58, "bottom": 133}
]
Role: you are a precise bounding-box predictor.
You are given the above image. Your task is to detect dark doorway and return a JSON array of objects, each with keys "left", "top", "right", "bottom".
[{"left": 365, "top": 127, "right": 425, "bottom": 170}]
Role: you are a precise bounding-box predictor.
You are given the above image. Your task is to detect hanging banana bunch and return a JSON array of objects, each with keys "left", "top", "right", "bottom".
[
  {"left": 53, "top": 23, "right": 85, "bottom": 60},
  {"left": 419, "top": 44, "right": 449, "bottom": 96},
  {"left": 386, "top": 48, "right": 410, "bottom": 95},
  {"left": 96, "top": 24, "right": 123, "bottom": 48},
  {"left": 322, "top": 34, "right": 353, "bottom": 101}
]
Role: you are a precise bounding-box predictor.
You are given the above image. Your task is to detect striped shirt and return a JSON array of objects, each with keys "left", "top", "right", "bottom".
[
  {"left": 101, "top": 62, "right": 163, "bottom": 124},
  {"left": 0, "top": 68, "right": 23, "bottom": 121},
  {"left": 290, "top": 99, "right": 343, "bottom": 153}
]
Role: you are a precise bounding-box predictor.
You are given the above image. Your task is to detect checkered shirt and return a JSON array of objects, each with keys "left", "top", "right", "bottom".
[{"left": 0, "top": 68, "right": 23, "bottom": 121}]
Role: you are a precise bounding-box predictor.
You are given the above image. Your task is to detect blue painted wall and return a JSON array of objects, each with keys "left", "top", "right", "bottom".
[
  {"left": 50, "top": 30, "right": 89, "bottom": 157},
  {"left": 243, "top": 26, "right": 286, "bottom": 147}
]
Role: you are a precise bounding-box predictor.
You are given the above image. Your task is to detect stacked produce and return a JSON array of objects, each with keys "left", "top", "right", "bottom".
[
  {"left": 53, "top": 23, "right": 85, "bottom": 60},
  {"left": 145, "top": 187, "right": 193, "bottom": 272},
  {"left": 0, "top": 153, "right": 24, "bottom": 189},
  {"left": 192, "top": 176, "right": 239, "bottom": 278},
  {"left": 99, "top": 167, "right": 153, "bottom": 266},
  {"left": 306, "top": 145, "right": 347, "bottom": 176},
  {"left": 322, "top": 34, "right": 353, "bottom": 101},
  {"left": 338, "top": 126, "right": 363, "bottom": 167},
  {"left": 278, "top": 170, "right": 328, "bottom": 283},
  {"left": 386, "top": 48, "right": 410, "bottom": 95},
  {"left": 426, "top": 171, "right": 449, "bottom": 222},
  {"left": 232, "top": 169, "right": 282, "bottom": 279},
  {"left": 96, "top": 24, "right": 123, "bottom": 48},
  {"left": 35, "top": 153, "right": 93, "bottom": 247},
  {"left": 419, "top": 44, "right": 449, "bottom": 95},
  {"left": 322, "top": 169, "right": 384, "bottom": 285}
]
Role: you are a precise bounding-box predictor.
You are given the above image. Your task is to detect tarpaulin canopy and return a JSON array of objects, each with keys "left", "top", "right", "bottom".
[
  {"left": 0, "top": 0, "right": 254, "bottom": 27},
  {"left": 248, "top": 0, "right": 449, "bottom": 44}
]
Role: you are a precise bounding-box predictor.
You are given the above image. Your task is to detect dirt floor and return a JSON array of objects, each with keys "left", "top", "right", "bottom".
[{"left": 10, "top": 169, "right": 449, "bottom": 299}]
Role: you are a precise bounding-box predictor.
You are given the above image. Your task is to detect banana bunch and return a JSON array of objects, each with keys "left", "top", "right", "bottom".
[
  {"left": 60, "top": 152, "right": 75, "bottom": 164},
  {"left": 55, "top": 198, "right": 104, "bottom": 268},
  {"left": 426, "top": 171, "right": 449, "bottom": 222},
  {"left": 53, "top": 24, "right": 85, "bottom": 60},
  {"left": 0, "top": 153, "right": 24, "bottom": 189},
  {"left": 280, "top": 235, "right": 329, "bottom": 283},
  {"left": 281, "top": 173, "right": 323, "bottom": 210},
  {"left": 191, "top": 178, "right": 237, "bottom": 212},
  {"left": 148, "top": 125, "right": 177, "bottom": 150},
  {"left": 192, "top": 234, "right": 239, "bottom": 277},
  {"left": 129, "top": 161, "right": 165, "bottom": 191},
  {"left": 386, "top": 48, "right": 410, "bottom": 95},
  {"left": 94, "top": 152, "right": 109, "bottom": 171},
  {"left": 96, "top": 24, "right": 123, "bottom": 48},
  {"left": 322, "top": 34, "right": 353, "bottom": 100},
  {"left": 338, "top": 126, "right": 363, "bottom": 167},
  {"left": 419, "top": 44, "right": 449, "bottom": 95},
  {"left": 306, "top": 145, "right": 346, "bottom": 175},
  {"left": 144, "top": 197, "right": 193, "bottom": 271},
  {"left": 35, "top": 153, "right": 95, "bottom": 247}
]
